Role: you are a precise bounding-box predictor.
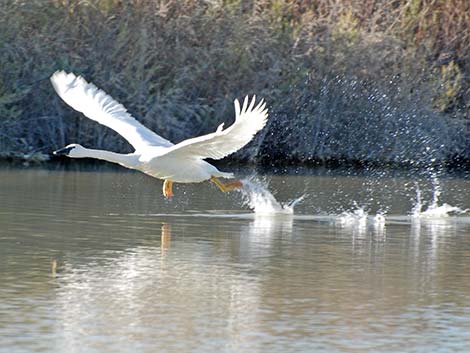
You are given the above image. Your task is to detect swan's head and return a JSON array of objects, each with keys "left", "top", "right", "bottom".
[{"left": 53, "top": 144, "right": 85, "bottom": 158}]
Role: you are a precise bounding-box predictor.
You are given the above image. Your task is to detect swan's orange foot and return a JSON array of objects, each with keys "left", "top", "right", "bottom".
[
  {"left": 211, "top": 176, "right": 243, "bottom": 192},
  {"left": 224, "top": 180, "right": 243, "bottom": 190},
  {"left": 163, "top": 180, "right": 174, "bottom": 198}
]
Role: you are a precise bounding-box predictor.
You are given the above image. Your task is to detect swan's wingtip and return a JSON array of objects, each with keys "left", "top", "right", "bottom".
[
  {"left": 235, "top": 94, "right": 266, "bottom": 115},
  {"left": 50, "top": 70, "right": 77, "bottom": 89},
  {"left": 50, "top": 70, "right": 64, "bottom": 84},
  {"left": 51, "top": 69, "right": 66, "bottom": 77},
  {"left": 51, "top": 70, "right": 72, "bottom": 81}
]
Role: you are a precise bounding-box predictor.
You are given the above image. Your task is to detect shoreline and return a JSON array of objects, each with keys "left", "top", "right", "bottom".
[{"left": 2, "top": 152, "right": 469, "bottom": 176}]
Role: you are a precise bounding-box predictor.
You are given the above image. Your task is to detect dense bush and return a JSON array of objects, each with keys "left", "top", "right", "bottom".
[{"left": 0, "top": 0, "right": 469, "bottom": 165}]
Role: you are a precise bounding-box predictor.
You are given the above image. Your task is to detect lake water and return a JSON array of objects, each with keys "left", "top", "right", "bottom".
[{"left": 1, "top": 166, "right": 470, "bottom": 352}]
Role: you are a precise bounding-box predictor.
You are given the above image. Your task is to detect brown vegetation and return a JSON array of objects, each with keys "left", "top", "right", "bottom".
[{"left": 1, "top": 0, "right": 469, "bottom": 165}]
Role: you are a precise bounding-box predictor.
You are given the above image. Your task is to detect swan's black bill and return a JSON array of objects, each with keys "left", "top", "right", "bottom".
[{"left": 53, "top": 146, "right": 75, "bottom": 156}]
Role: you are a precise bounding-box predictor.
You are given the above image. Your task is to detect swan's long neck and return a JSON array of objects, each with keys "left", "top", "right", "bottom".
[{"left": 75, "top": 148, "right": 139, "bottom": 169}]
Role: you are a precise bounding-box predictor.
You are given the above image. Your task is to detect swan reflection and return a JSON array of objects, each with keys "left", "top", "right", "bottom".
[
  {"left": 49, "top": 213, "right": 470, "bottom": 352},
  {"left": 54, "top": 218, "right": 292, "bottom": 352},
  {"left": 160, "top": 223, "right": 171, "bottom": 255}
]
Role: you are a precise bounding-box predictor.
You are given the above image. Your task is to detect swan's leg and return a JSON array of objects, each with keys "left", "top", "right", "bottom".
[
  {"left": 163, "top": 180, "right": 174, "bottom": 198},
  {"left": 210, "top": 176, "right": 243, "bottom": 192}
]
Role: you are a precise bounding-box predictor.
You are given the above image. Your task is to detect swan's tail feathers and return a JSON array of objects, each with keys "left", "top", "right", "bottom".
[{"left": 215, "top": 171, "right": 235, "bottom": 179}]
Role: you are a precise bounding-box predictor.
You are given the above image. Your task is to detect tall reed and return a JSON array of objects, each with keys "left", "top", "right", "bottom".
[{"left": 0, "top": 0, "right": 469, "bottom": 165}]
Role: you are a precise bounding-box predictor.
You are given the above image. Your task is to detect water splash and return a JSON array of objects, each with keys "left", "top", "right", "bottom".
[
  {"left": 411, "top": 182, "right": 423, "bottom": 216},
  {"left": 239, "top": 178, "right": 305, "bottom": 214},
  {"left": 374, "top": 213, "right": 386, "bottom": 226},
  {"left": 334, "top": 206, "right": 387, "bottom": 238},
  {"left": 419, "top": 203, "right": 466, "bottom": 218},
  {"left": 337, "top": 207, "right": 368, "bottom": 226},
  {"left": 412, "top": 176, "right": 467, "bottom": 218}
]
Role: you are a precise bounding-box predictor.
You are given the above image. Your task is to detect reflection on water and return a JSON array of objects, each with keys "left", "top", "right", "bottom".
[
  {"left": 1, "top": 167, "right": 470, "bottom": 353},
  {"left": 160, "top": 223, "right": 171, "bottom": 254}
]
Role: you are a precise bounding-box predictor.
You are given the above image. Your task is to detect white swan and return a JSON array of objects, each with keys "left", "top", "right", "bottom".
[{"left": 51, "top": 71, "right": 268, "bottom": 198}]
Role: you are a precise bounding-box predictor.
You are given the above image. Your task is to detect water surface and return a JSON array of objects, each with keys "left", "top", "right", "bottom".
[{"left": 1, "top": 167, "right": 470, "bottom": 352}]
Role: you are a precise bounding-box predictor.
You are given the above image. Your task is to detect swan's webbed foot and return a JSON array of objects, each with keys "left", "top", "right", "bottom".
[
  {"left": 163, "top": 180, "right": 174, "bottom": 198},
  {"left": 210, "top": 176, "right": 243, "bottom": 192}
]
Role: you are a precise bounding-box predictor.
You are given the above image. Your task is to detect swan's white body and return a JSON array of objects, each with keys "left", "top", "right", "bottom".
[{"left": 51, "top": 71, "right": 268, "bottom": 192}]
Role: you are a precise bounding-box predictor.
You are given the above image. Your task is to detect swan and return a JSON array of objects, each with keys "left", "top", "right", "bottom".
[{"left": 50, "top": 71, "right": 268, "bottom": 198}]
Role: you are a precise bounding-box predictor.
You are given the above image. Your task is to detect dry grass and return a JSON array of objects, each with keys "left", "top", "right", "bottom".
[{"left": 0, "top": 0, "right": 469, "bottom": 165}]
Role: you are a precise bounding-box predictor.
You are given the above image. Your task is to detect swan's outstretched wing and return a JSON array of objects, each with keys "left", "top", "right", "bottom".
[
  {"left": 50, "top": 71, "right": 173, "bottom": 150},
  {"left": 162, "top": 96, "right": 268, "bottom": 160}
]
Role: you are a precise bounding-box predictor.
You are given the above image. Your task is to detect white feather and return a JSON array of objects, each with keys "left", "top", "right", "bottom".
[
  {"left": 51, "top": 70, "right": 269, "bottom": 187},
  {"left": 50, "top": 71, "right": 173, "bottom": 150},
  {"left": 162, "top": 95, "right": 268, "bottom": 160}
]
